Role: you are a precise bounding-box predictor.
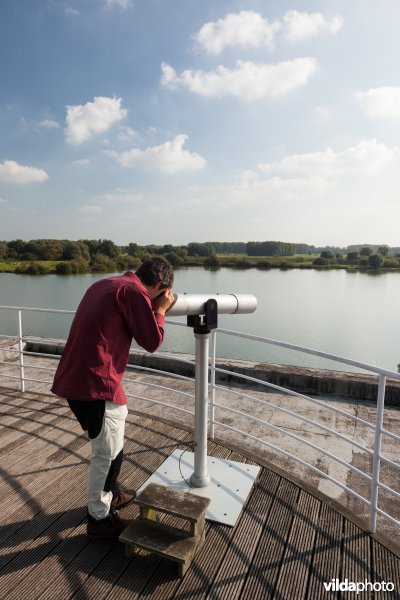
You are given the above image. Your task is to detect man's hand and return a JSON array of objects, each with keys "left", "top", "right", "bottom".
[{"left": 152, "top": 288, "right": 175, "bottom": 316}]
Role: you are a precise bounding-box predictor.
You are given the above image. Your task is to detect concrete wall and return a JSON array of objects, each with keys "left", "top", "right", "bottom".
[{"left": 25, "top": 340, "right": 400, "bottom": 405}]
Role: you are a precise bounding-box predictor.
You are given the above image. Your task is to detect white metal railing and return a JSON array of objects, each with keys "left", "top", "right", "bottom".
[{"left": 0, "top": 305, "right": 399, "bottom": 535}]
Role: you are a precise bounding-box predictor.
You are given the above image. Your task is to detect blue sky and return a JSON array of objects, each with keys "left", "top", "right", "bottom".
[{"left": 1, "top": 0, "right": 400, "bottom": 246}]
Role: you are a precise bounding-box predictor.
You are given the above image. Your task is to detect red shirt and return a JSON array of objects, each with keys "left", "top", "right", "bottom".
[{"left": 51, "top": 272, "right": 165, "bottom": 405}]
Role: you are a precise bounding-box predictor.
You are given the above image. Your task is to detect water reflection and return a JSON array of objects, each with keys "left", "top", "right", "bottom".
[{"left": 1, "top": 268, "right": 399, "bottom": 373}]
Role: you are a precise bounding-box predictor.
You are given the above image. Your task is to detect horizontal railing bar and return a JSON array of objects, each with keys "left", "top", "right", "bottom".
[
  {"left": 23, "top": 335, "right": 67, "bottom": 343},
  {"left": 378, "top": 481, "right": 400, "bottom": 501},
  {"left": 2, "top": 306, "right": 399, "bottom": 532},
  {"left": 122, "top": 376, "right": 194, "bottom": 399},
  {"left": 0, "top": 375, "right": 53, "bottom": 385},
  {"left": 2, "top": 305, "right": 399, "bottom": 378},
  {"left": 214, "top": 366, "right": 375, "bottom": 430},
  {"left": 212, "top": 382, "right": 374, "bottom": 457},
  {"left": 380, "top": 427, "right": 400, "bottom": 443},
  {"left": 0, "top": 305, "right": 75, "bottom": 314},
  {"left": 375, "top": 507, "right": 400, "bottom": 528},
  {"left": 23, "top": 351, "right": 61, "bottom": 359},
  {"left": 164, "top": 318, "right": 187, "bottom": 327},
  {"left": 135, "top": 349, "right": 195, "bottom": 366},
  {"left": 0, "top": 348, "right": 19, "bottom": 355},
  {"left": 125, "top": 393, "right": 194, "bottom": 416},
  {"left": 216, "top": 327, "right": 400, "bottom": 379},
  {"left": 378, "top": 454, "right": 400, "bottom": 471},
  {"left": 124, "top": 363, "right": 194, "bottom": 383},
  {"left": 213, "top": 419, "right": 371, "bottom": 507},
  {"left": 213, "top": 402, "right": 372, "bottom": 482},
  {"left": 4, "top": 363, "right": 55, "bottom": 373}
]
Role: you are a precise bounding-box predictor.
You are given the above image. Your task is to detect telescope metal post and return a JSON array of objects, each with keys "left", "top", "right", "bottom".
[
  {"left": 136, "top": 293, "right": 260, "bottom": 526},
  {"left": 190, "top": 331, "right": 211, "bottom": 488}
]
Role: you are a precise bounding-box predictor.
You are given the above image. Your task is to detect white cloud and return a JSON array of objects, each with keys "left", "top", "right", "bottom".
[
  {"left": 79, "top": 205, "right": 104, "bottom": 214},
  {"left": 356, "top": 87, "right": 400, "bottom": 119},
  {"left": 39, "top": 119, "right": 60, "bottom": 129},
  {"left": 103, "top": 0, "right": 132, "bottom": 9},
  {"left": 112, "top": 134, "right": 206, "bottom": 173},
  {"left": 0, "top": 197, "right": 8, "bottom": 203},
  {"left": 72, "top": 158, "right": 90, "bottom": 166},
  {"left": 117, "top": 126, "right": 138, "bottom": 141},
  {"left": 193, "top": 10, "right": 342, "bottom": 54},
  {"left": 194, "top": 11, "right": 281, "bottom": 54},
  {"left": 258, "top": 139, "right": 398, "bottom": 176},
  {"left": 96, "top": 191, "right": 143, "bottom": 204},
  {"left": 65, "top": 8, "right": 80, "bottom": 16},
  {"left": 186, "top": 140, "right": 399, "bottom": 213},
  {"left": 0, "top": 160, "right": 48, "bottom": 184},
  {"left": 283, "top": 10, "right": 343, "bottom": 42},
  {"left": 65, "top": 96, "right": 127, "bottom": 144},
  {"left": 161, "top": 58, "right": 317, "bottom": 100}
]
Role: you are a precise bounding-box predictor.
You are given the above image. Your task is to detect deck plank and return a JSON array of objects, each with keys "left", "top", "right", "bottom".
[
  {"left": 306, "top": 502, "right": 343, "bottom": 599},
  {"left": 0, "top": 387, "right": 399, "bottom": 600},
  {"left": 341, "top": 519, "right": 372, "bottom": 599}
]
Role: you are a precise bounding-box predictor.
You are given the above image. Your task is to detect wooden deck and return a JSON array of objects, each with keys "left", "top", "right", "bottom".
[{"left": 1, "top": 387, "right": 399, "bottom": 600}]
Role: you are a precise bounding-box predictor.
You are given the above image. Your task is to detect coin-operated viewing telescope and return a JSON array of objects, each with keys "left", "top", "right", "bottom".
[
  {"left": 166, "top": 293, "right": 257, "bottom": 489},
  {"left": 168, "top": 293, "right": 257, "bottom": 318},
  {"left": 168, "top": 293, "right": 257, "bottom": 335}
]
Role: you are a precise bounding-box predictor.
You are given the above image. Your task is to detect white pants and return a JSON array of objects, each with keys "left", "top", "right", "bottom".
[{"left": 88, "top": 401, "right": 128, "bottom": 520}]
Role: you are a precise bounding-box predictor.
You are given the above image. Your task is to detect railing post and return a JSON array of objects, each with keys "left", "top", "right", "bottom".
[
  {"left": 17, "top": 309, "right": 25, "bottom": 393},
  {"left": 369, "top": 373, "right": 386, "bottom": 532},
  {"left": 190, "top": 331, "right": 211, "bottom": 488},
  {"left": 209, "top": 330, "right": 216, "bottom": 439}
]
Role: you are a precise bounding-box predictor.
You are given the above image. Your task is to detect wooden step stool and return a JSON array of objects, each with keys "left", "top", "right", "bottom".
[{"left": 119, "top": 482, "right": 211, "bottom": 577}]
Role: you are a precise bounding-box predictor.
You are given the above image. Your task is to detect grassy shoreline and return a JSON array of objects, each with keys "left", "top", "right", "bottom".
[{"left": 1, "top": 255, "right": 400, "bottom": 274}]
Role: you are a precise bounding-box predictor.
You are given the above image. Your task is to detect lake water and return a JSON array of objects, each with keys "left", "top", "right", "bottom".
[{"left": 1, "top": 268, "right": 399, "bottom": 373}]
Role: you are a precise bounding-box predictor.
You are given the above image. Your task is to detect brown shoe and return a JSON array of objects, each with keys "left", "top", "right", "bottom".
[
  {"left": 111, "top": 490, "right": 136, "bottom": 511},
  {"left": 87, "top": 511, "right": 130, "bottom": 539}
]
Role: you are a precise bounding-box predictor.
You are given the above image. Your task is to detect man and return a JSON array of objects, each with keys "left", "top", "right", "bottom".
[{"left": 51, "top": 257, "right": 175, "bottom": 538}]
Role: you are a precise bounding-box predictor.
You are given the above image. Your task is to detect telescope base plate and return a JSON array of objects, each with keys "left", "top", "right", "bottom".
[{"left": 136, "top": 450, "right": 261, "bottom": 527}]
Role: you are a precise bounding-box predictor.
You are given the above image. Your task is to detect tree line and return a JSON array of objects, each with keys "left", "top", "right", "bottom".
[
  {"left": 313, "top": 246, "right": 400, "bottom": 269},
  {"left": 1, "top": 238, "right": 399, "bottom": 274}
]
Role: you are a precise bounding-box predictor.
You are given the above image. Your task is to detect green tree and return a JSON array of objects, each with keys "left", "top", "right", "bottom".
[
  {"left": 313, "top": 257, "right": 330, "bottom": 266},
  {"left": 378, "top": 245, "right": 389, "bottom": 256},
  {"left": 360, "top": 246, "right": 373, "bottom": 256},
  {"left": 204, "top": 255, "right": 220, "bottom": 267},
  {"left": 98, "top": 239, "right": 119, "bottom": 258},
  {"left": 164, "top": 252, "right": 184, "bottom": 266},
  {"left": 175, "top": 246, "right": 188, "bottom": 260},
  {"left": 90, "top": 253, "right": 117, "bottom": 272},
  {"left": 116, "top": 255, "right": 141, "bottom": 271},
  {"left": 383, "top": 258, "right": 400, "bottom": 268},
  {"left": 7, "top": 239, "right": 27, "bottom": 258},
  {"left": 62, "top": 240, "right": 90, "bottom": 261},
  {"left": 25, "top": 262, "right": 50, "bottom": 274},
  {"left": 56, "top": 262, "right": 73, "bottom": 274},
  {"left": 347, "top": 251, "right": 360, "bottom": 263},
  {"left": 127, "top": 243, "right": 140, "bottom": 257},
  {"left": 368, "top": 253, "right": 384, "bottom": 268}
]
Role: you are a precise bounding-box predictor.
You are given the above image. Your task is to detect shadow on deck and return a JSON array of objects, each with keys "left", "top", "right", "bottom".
[{"left": 0, "top": 387, "right": 399, "bottom": 599}]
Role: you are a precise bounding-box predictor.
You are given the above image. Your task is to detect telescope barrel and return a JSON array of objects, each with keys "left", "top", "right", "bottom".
[{"left": 167, "top": 293, "right": 257, "bottom": 317}]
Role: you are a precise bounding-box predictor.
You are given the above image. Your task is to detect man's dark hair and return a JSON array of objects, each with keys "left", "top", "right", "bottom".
[{"left": 136, "top": 257, "right": 174, "bottom": 288}]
